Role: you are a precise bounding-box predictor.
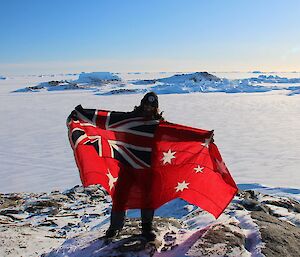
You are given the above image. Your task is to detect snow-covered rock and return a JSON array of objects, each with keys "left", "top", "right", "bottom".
[
  {"left": 12, "top": 80, "right": 89, "bottom": 93},
  {"left": 130, "top": 72, "right": 276, "bottom": 94},
  {"left": 157, "top": 72, "right": 221, "bottom": 84},
  {"left": 144, "top": 72, "right": 273, "bottom": 94},
  {"left": 1, "top": 186, "right": 300, "bottom": 256},
  {"left": 287, "top": 86, "right": 300, "bottom": 95},
  {"left": 133, "top": 72, "right": 221, "bottom": 86},
  {"left": 238, "top": 75, "right": 300, "bottom": 84},
  {"left": 75, "top": 72, "right": 121, "bottom": 83},
  {"left": 10, "top": 72, "right": 124, "bottom": 93}
]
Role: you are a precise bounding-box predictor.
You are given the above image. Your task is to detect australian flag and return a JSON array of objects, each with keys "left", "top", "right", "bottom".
[{"left": 67, "top": 105, "right": 238, "bottom": 218}]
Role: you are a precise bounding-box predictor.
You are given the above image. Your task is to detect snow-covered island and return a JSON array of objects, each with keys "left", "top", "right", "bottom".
[{"left": 11, "top": 71, "right": 300, "bottom": 95}]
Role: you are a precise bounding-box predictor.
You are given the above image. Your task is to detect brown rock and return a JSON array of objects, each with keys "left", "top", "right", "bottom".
[{"left": 251, "top": 211, "right": 300, "bottom": 257}]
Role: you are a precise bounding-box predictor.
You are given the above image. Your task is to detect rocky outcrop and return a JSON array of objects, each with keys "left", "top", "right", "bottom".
[
  {"left": 157, "top": 72, "right": 221, "bottom": 83},
  {"left": 252, "top": 211, "right": 300, "bottom": 257},
  {"left": 1, "top": 186, "right": 300, "bottom": 256}
]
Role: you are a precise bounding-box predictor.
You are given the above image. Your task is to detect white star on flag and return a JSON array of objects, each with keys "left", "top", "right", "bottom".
[
  {"left": 175, "top": 181, "right": 189, "bottom": 192},
  {"left": 106, "top": 169, "right": 118, "bottom": 190},
  {"left": 194, "top": 165, "right": 204, "bottom": 173},
  {"left": 201, "top": 138, "right": 211, "bottom": 148},
  {"left": 162, "top": 149, "right": 176, "bottom": 165}
]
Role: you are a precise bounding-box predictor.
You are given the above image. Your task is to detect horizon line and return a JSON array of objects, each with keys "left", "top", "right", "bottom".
[{"left": 2, "top": 70, "right": 300, "bottom": 77}]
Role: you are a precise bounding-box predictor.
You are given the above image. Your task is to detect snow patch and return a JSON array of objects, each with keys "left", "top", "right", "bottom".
[{"left": 230, "top": 210, "right": 264, "bottom": 257}]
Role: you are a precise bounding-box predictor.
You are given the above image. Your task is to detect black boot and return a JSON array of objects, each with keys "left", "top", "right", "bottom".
[
  {"left": 105, "top": 227, "right": 121, "bottom": 238},
  {"left": 141, "top": 222, "right": 156, "bottom": 241}
]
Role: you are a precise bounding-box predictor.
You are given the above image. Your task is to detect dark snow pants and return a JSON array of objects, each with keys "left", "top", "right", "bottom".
[{"left": 109, "top": 209, "right": 154, "bottom": 230}]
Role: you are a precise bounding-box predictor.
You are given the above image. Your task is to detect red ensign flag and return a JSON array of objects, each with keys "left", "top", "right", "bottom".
[{"left": 67, "top": 106, "right": 238, "bottom": 218}]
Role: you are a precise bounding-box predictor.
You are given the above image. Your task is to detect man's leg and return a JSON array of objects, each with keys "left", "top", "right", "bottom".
[
  {"left": 141, "top": 209, "right": 156, "bottom": 240},
  {"left": 141, "top": 209, "right": 154, "bottom": 225},
  {"left": 110, "top": 210, "right": 126, "bottom": 230},
  {"left": 106, "top": 210, "right": 126, "bottom": 237}
]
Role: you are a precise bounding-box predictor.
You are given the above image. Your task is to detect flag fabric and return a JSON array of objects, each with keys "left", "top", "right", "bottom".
[{"left": 67, "top": 106, "right": 238, "bottom": 218}]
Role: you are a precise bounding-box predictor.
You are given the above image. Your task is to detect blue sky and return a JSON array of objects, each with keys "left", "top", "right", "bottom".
[{"left": 1, "top": 0, "right": 300, "bottom": 74}]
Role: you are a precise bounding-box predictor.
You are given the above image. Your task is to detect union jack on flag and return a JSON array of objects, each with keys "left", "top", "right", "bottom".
[{"left": 68, "top": 106, "right": 159, "bottom": 170}]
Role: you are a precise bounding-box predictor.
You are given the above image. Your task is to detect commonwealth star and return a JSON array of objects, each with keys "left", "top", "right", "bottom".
[{"left": 106, "top": 169, "right": 118, "bottom": 190}]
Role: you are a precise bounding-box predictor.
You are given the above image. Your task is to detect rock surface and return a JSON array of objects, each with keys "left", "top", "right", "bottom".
[
  {"left": 251, "top": 211, "right": 300, "bottom": 257},
  {"left": 0, "top": 186, "right": 300, "bottom": 256}
]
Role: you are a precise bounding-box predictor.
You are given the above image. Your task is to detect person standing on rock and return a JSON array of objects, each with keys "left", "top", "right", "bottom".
[
  {"left": 68, "top": 90, "right": 238, "bottom": 245},
  {"left": 105, "top": 92, "right": 164, "bottom": 241}
]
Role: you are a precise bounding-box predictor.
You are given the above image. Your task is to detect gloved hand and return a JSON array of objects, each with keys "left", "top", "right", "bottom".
[
  {"left": 69, "top": 110, "right": 78, "bottom": 120},
  {"left": 66, "top": 110, "right": 77, "bottom": 123},
  {"left": 75, "top": 104, "right": 83, "bottom": 112}
]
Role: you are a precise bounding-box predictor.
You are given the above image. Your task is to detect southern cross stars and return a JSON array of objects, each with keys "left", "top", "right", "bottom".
[
  {"left": 175, "top": 181, "right": 189, "bottom": 192},
  {"left": 162, "top": 149, "right": 176, "bottom": 165},
  {"left": 106, "top": 169, "right": 118, "bottom": 190},
  {"left": 194, "top": 165, "right": 204, "bottom": 173}
]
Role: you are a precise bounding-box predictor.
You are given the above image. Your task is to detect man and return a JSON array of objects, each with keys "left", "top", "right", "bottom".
[
  {"left": 68, "top": 91, "right": 237, "bottom": 242},
  {"left": 105, "top": 92, "right": 163, "bottom": 241}
]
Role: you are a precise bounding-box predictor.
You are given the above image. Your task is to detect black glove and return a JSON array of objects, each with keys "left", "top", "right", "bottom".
[
  {"left": 75, "top": 104, "right": 84, "bottom": 112},
  {"left": 66, "top": 110, "right": 77, "bottom": 123}
]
